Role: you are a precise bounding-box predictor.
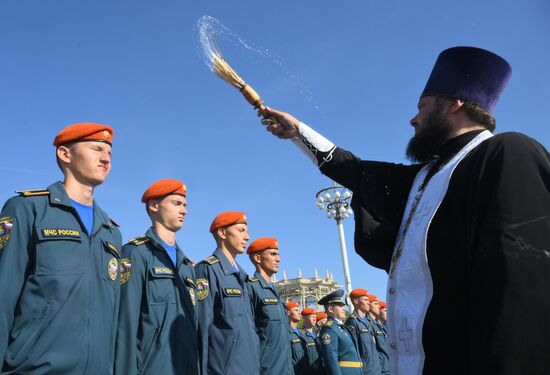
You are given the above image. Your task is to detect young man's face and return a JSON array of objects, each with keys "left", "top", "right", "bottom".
[
  {"left": 369, "top": 301, "right": 381, "bottom": 316},
  {"left": 381, "top": 308, "right": 387, "bottom": 321},
  {"left": 353, "top": 296, "right": 370, "bottom": 314},
  {"left": 288, "top": 307, "right": 301, "bottom": 323},
  {"left": 255, "top": 248, "right": 280, "bottom": 275},
  {"left": 60, "top": 141, "right": 112, "bottom": 186},
  {"left": 302, "top": 315, "right": 316, "bottom": 329},
  {"left": 221, "top": 223, "right": 250, "bottom": 254},
  {"left": 328, "top": 303, "right": 347, "bottom": 321},
  {"left": 150, "top": 194, "right": 187, "bottom": 232},
  {"left": 316, "top": 318, "right": 327, "bottom": 328}
]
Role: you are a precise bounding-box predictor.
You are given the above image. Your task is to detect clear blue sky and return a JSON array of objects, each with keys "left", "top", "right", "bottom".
[{"left": 1, "top": 0, "right": 549, "bottom": 301}]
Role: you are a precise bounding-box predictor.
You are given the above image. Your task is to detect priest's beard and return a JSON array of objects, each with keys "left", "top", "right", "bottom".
[{"left": 406, "top": 105, "right": 453, "bottom": 163}]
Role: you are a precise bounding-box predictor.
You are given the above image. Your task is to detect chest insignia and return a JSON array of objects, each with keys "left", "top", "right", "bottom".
[
  {"left": 0, "top": 217, "right": 14, "bottom": 251},
  {"left": 262, "top": 298, "right": 279, "bottom": 304},
  {"left": 108, "top": 257, "right": 118, "bottom": 281},
  {"left": 120, "top": 258, "right": 131, "bottom": 284},
  {"left": 41, "top": 228, "right": 81, "bottom": 239},
  {"left": 153, "top": 267, "right": 174, "bottom": 275},
  {"left": 224, "top": 288, "right": 242, "bottom": 296},
  {"left": 197, "top": 278, "right": 209, "bottom": 301}
]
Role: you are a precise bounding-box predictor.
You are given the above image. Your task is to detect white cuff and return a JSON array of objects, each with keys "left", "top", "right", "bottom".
[{"left": 291, "top": 122, "right": 336, "bottom": 167}]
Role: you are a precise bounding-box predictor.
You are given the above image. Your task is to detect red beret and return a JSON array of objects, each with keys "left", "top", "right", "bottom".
[
  {"left": 301, "top": 308, "right": 316, "bottom": 316},
  {"left": 379, "top": 301, "right": 387, "bottom": 309},
  {"left": 141, "top": 178, "right": 187, "bottom": 203},
  {"left": 349, "top": 288, "right": 369, "bottom": 299},
  {"left": 53, "top": 122, "right": 113, "bottom": 147},
  {"left": 286, "top": 301, "right": 299, "bottom": 310},
  {"left": 368, "top": 295, "right": 378, "bottom": 302},
  {"left": 210, "top": 211, "right": 247, "bottom": 233},
  {"left": 316, "top": 312, "right": 327, "bottom": 320},
  {"left": 247, "top": 237, "right": 278, "bottom": 254}
]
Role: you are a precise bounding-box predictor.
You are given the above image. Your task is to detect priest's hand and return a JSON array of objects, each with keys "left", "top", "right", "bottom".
[{"left": 260, "top": 107, "right": 300, "bottom": 139}]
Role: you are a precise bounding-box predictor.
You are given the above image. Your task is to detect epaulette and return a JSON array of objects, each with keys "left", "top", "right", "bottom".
[
  {"left": 248, "top": 275, "right": 259, "bottom": 282},
  {"left": 203, "top": 255, "right": 220, "bottom": 265},
  {"left": 128, "top": 235, "right": 150, "bottom": 246},
  {"left": 350, "top": 312, "right": 357, "bottom": 319},
  {"left": 16, "top": 189, "right": 50, "bottom": 197},
  {"left": 325, "top": 320, "right": 333, "bottom": 327},
  {"left": 110, "top": 218, "right": 120, "bottom": 227}
]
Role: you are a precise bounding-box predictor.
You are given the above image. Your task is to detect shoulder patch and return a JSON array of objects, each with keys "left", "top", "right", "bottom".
[
  {"left": 248, "top": 275, "right": 259, "bottom": 282},
  {"left": 0, "top": 217, "right": 14, "bottom": 251},
  {"left": 322, "top": 333, "right": 332, "bottom": 345},
  {"left": 197, "top": 278, "right": 209, "bottom": 301},
  {"left": 16, "top": 189, "right": 50, "bottom": 197},
  {"left": 128, "top": 235, "right": 149, "bottom": 246},
  {"left": 203, "top": 255, "right": 220, "bottom": 265},
  {"left": 120, "top": 258, "right": 131, "bottom": 284},
  {"left": 109, "top": 218, "right": 120, "bottom": 227}
]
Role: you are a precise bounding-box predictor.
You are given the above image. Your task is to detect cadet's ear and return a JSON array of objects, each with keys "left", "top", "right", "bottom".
[
  {"left": 217, "top": 227, "right": 227, "bottom": 240},
  {"left": 147, "top": 199, "right": 160, "bottom": 214},
  {"left": 56, "top": 145, "right": 72, "bottom": 165}
]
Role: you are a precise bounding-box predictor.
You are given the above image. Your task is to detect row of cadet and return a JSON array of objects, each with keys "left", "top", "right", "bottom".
[{"left": 0, "top": 122, "right": 383, "bottom": 374}]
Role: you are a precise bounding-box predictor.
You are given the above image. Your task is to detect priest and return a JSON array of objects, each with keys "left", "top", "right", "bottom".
[{"left": 261, "top": 46, "right": 550, "bottom": 374}]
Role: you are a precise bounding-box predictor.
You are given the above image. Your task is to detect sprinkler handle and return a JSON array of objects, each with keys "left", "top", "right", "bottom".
[{"left": 240, "top": 84, "right": 276, "bottom": 124}]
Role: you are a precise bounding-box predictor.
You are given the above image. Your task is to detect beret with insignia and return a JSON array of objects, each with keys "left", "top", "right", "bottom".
[
  {"left": 247, "top": 237, "right": 278, "bottom": 254},
  {"left": 53, "top": 122, "right": 113, "bottom": 147},
  {"left": 141, "top": 178, "right": 187, "bottom": 203},
  {"left": 210, "top": 211, "right": 247, "bottom": 233}
]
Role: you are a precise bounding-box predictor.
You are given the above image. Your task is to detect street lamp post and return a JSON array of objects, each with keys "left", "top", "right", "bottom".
[{"left": 315, "top": 184, "right": 354, "bottom": 305}]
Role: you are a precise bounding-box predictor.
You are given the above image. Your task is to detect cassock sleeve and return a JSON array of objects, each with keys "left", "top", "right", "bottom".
[
  {"left": 468, "top": 132, "right": 550, "bottom": 372},
  {"left": 320, "top": 147, "right": 422, "bottom": 271}
]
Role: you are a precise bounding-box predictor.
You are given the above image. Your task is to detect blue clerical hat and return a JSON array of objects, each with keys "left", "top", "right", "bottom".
[
  {"left": 421, "top": 46, "right": 511, "bottom": 112},
  {"left": 318, "top": 289, "right": 346, "bottom": 306}
]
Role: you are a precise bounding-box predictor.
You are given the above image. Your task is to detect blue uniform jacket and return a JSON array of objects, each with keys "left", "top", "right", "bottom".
[
  {"left": 320, "top": 318, "right": 363, "bottom": 375},
  {"left": 114, "top": 227, "right": 198, "bottom": 375},
  {"left": 302, "top": 329, "right": 325, "bottom": 375},
  {"left": 246, "top": 272, "right": 293, "bottom": 375},
  {"left": 195, "top": 248, "right": 259, "bottom": 375},
  {"left": 372, "top": 319, "right": 389, "bottom": 374},
  {"left": 344, "top": 313, "right": 382, "bottom": 375},
  {"left": 290, "top": 327, "right": 308, "bottom": 375},
  {"left": 0, "top": 182, "right": 122, "bottom": 374}
]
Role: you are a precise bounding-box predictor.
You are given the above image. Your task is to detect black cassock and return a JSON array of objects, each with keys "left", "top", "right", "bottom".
[{"left": 319, "top": 130, "right": 550, "bottom": 374}]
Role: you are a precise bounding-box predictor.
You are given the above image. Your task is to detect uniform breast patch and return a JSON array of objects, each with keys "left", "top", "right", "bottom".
[
  {"left": 120, "top": 258, "right": 131, "bottom": 284},
  {"left": 197, "top": 278, "right": 209, "bottom": 301},
  {"left": 41, "top": 228, "right": 81, "bottom": 239},
  {"left": 262, "top": 298, "right": 279, "bottom": 304},
  {"left": 0, "top": 217, "right": 14, "bottom": 250},
  {"left": 223, "top": 288, "right": 242, "bottom": 296},
  {"left": 108, "top": 258, "right": 118, "bottom": 281}
]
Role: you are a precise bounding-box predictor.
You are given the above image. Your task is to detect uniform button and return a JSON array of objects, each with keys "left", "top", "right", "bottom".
[
  {"left": 390, "top": 342, "right": 396, "bottom": 349},
  {"left": 389, "top": 288, "right": 395, "bottom": 294}
]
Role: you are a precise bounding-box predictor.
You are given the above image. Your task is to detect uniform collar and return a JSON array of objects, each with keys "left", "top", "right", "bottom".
[
  {"left": 145, "top": 227, "right": 190, "bottom": 266},
  {"left": 328, "top": 316, "right": 343, "bottom": 326},
  {"left": 213, "top": 248, "right": 247, "bottom": 276},
  {"left": 254, "top": 271, "right": 274, "bottom": 289},
  {"left": 48, "top": 181, "right": 114, "bottom": 234}
]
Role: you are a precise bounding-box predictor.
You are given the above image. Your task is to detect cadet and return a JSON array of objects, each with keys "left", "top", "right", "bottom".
[
  {"left": 115, "top": 179, "right": 198, "bottom": 374},
  {"left": 246, "top": 237, "right": 293, "bottom": 375},
  {"left": 196, "top": 211, "right": 259, "bottom": 375},
  {"left": 377, "top": 301, "right": 387, "bottom": 326},
  {"left": 316, "top": 312, "right": 328, "bottom": 333},
  {"left": 0, "top": 123, "right": 122, "bottom": 373},
  {"left": 345, "top": 289, "right": 382, "bottom": 375},
  {"left": 288, "top": 301, "right": 308, "bottom": 375},
  {"left": 301, "top": 308, "right": 325, "bottom": 374},
  {"left": 367, "top": 295, "right": 389, "bottom": 375},
  {"left": 318, "top": 290, "right": 363, "bottom": 375}
]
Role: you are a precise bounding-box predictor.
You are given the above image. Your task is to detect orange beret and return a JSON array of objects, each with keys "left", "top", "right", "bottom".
[
  {"left": 247, "top": 237, "right": 278, "bottom": 254},
  {"left": 141, "top": 178, "right": 187, "bottom": 203},
  {"left": 286, "top": 301, "right": 299, "bottom": 310},
  {"left": 379, "top": 301, "right": 387, "bottom": 309},
  {"left": 349, "top": 288, "right": 369, "bottom": 299},
  {"left": 301, "top": 308, "right": 316, "bottom": 316},
  {"left": 368, "top": 295, "right": 378, "bottom": 302},
  {"left": 210, "top": 211, "right": 247, "bottom": 233},
  {"left": 53, "top": 122, "right": 113, "bottom": 147},
  {"left": 316, "top": 312, "right": 327, "bottom": 320}
]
